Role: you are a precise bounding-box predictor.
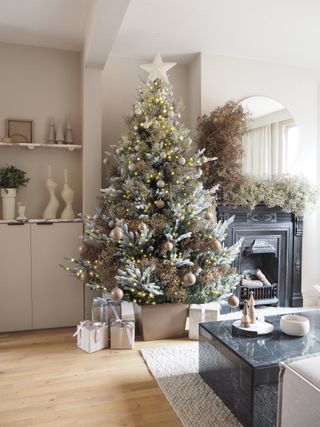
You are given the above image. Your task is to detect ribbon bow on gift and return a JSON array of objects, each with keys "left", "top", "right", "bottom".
[
  {"left": 110, "top": 305, "right": 134, "bottom": 347},
  {"left": 73, "top": 320, "right": 106, "bottom": 344}
]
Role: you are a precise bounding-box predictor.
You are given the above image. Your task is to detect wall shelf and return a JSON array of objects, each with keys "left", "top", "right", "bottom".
[{"left": 0, "top": 142, "right": 82, "bottom": 152}]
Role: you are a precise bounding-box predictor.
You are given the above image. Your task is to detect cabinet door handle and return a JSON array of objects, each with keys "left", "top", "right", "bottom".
[
  {"left": 8, "top": 222, "right": 25, "bottom": 226},
  {"left": 36, "top": 222, "right": 54, "bottom": 225}
]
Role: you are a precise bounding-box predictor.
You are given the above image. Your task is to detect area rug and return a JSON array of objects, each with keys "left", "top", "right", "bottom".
[
  {"left": 141, "top": 342, "right": 241, "bottom": 427},
  {"left": 141, "top": 307, "right": 314, "bottom": 427}
]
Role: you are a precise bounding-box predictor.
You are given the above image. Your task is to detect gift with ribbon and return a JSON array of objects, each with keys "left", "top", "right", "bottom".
[
  {"left": 188, "top": 302, "right": 220, "bottom": 340},
  {"left": 73, "top": 320, "right": 109, "bottom": 353},
  {"left": 91, "top": 297, "right": 110, "bottom": 323},
  {"left": 110, "top": 305, "right": 135, "bottom": 350}
]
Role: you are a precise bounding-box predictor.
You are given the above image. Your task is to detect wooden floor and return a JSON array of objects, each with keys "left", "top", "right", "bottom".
[{"left": 0, "top": 328, "right": 186, "bottom": 427}]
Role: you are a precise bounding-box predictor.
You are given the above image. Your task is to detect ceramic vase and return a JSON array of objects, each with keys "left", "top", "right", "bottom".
[
  {"left": 61, "top": 169, "right": 75, "bottom": 219},
  {"left": 1, "top": 188, "right": 16, "bottom": 220},
  {"left": 42, "top": 165, "right": 59, "bottom": 219}
]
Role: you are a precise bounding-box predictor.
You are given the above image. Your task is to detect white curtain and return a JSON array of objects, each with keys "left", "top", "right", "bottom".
[{"left": 242, "top": 123, "right": 285, "bottom": 175}]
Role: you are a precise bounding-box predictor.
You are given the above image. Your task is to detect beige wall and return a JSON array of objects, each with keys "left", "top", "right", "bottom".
[
  {"left": 0, "top": 43, "right": 82, "bottom": 219},
  {"left": 102, "top": 55, "right": 190, "bottom": 187},
  {"left": 194, "top": 53, "right": 319, "bottom": 306}
]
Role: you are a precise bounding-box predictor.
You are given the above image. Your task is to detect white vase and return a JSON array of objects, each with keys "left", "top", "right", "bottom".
[
  {"left": 1, "top": 188, "right": 17, "bottom": 220},
  {"left": 43, "top": 166, "right": 59, "bottom": 219},
  {"left": 61, "top": 169, "right": 75, "bottom": 219}
]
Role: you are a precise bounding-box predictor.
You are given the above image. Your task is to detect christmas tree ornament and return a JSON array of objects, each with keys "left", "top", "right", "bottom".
[
  {"left": 138, "top": 222, "right": 147, "bottom": 232},
  {"left": 162, "top": 240, "right": 174, "bottom": 252},
  {"left": 80, "top": 271, "right": 90, "bottom": 283},
  {"left": 240, "top": 301, "right": 251, "bottom": 328},
  {"left": 210, "top": 239, "right": 222, "bottom": 252},
  {"left": 140, "top": 53, "right": 176, "bottom": 84},
  {"left": 168, "top": 110, "right": 175, "bottom": 118},
  {"left": 109, "top": 226, "right": 123, "bottom": 240},
  {"left": 249, "top": 293, "right": 256, "bottom": 324},
  {"left": 155, "top": 199, "right": 165, "bottom": 208},
  {"left": 178, "top": 156, "right": 186, "bottom": 166},
  {"left": 47, "top": 118, "right": 55, "bottom": 144},
  {"left": 128, "top": 163, "right": 136, "bottom": 172},
  {"left": 156, "top": 179, "right": 165, "bottom": 188},
  {"left": 108, "top": 220, "right": 115, "bottom": 228},
  {"left": 111, "top": 286, "right": 124, "bottom": 301},
  {"left": 78, "top": 243, "right": 87, "bottom": 257},
  {"left": 227, "top": 294, "right": 239, "bottom": 308},
  {"left": 93, "top": 213, "right": 100, "bottom": 221},
  {"left": 204, "top": 210, "right": 214, "bottom": 221},
  {"left": 160, "top": 151, "right": 167, "bottom": 159},
  {"left": 135, "top": 144, "right": 140, "bottom": 151},
  {"left": 183, "top": 271, "right": 196, "bottom": 286}
]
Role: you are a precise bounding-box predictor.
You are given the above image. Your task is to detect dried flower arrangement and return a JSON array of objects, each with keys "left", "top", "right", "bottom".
[
  {"left": 196, "top": 100, "right": 249, "bottom": 200},
  {"left": 223, "top": 174, "right": 319, "bottom": 214}
]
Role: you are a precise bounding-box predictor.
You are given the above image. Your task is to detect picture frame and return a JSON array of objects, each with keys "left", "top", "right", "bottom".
[{"left": 7, "top": 119, "right": 33, "bottom": 143}]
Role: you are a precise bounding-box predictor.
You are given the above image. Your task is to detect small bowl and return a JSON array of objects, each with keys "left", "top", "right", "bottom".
[{"left": 280, "top": 314, "right": 310, "bottom": 337}]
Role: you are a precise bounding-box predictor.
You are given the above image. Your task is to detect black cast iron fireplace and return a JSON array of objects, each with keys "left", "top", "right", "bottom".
[{"left": 217, "top": 205, "right": 303, "bottom": 307}]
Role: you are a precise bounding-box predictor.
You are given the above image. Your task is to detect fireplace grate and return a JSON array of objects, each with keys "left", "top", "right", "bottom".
[{"left": 240, "top": 284, "right": 279, "bottom": 306}]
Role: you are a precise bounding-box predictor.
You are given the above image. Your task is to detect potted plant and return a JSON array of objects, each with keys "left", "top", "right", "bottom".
[{"left": 0, "top": 165, "right": 30, "bottom": 220}]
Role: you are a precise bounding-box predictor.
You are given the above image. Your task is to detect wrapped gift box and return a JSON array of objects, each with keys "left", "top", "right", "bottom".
[
  {"left": 110, "top": 320, "right": 135, "bottom": 350},
  {"left": 74, "top": 321, "right": 109, "bottom": 353},
  {"left": 91, "top": 297, "right": 109, "bottom": 323},
  {"left": 102, "top": 292, "right": 135, "bottom": 322},
  {"left": 189, "top": 302, "right": 220, "bottom": 340}
]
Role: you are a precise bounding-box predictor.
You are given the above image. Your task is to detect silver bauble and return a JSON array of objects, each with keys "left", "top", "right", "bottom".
[
  {"left": 128, "top": 163, "right": 136, "bottom": 172},
  {"left": 109, "top": 226, "right": 123, "bottom": 240},
  {"left": 183, "top": 272, "right": 196, "bottom": 286},
  {"left": 111, "top": 286, "right": 124, "bottom": 301},
  {"left": 135, "top": 144, "right": 140, "bottom": 151},
  {"left": 156, "top": 179, "right": 165, "bottom": 188},
  {"left": 109, "top": 220, "right": 115, "bottom": 228},
  {"left": 163, "top": 241, "right": 174, "bottom": 252},
  {"left": 160, "top": 151, "right": 167, "bottom": 159},
  {"left": 155, "top": 199, "right": 165, "bottom": 208},
  {"left": 178, "top": 156, "right": 186, "bottom": 166},
  {"left": 168, "top": 110, "right": 174, "bottom": 118}
]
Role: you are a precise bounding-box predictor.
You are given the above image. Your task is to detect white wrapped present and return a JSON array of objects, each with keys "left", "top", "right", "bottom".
[
  {"left": 74, "top": 321, "right": 109, "bottom": 353},
  {"left": 91, "top": 297, "right": 109, "bottom": 323},
  {"left": 110, "top": 319, "right": 135, "bottom": 350},
  {"left": 188, "top": 302, "right": 220, "bottom": 340},
  {"left": 121, "top": 301, "right": 135, "bottom": 322}
]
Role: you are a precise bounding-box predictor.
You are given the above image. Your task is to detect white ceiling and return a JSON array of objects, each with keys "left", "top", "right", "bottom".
[
  {"left": 0, "top": 0, "right": 92, "bottom": 51},
  {"left": 1, "top": 0, "right": 320, "bottom": 71},
  {"left": 112, "top": 0, "right": 320, "bottom": 70}
]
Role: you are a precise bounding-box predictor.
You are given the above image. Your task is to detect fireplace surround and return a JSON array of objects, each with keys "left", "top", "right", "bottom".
[{"left": 217, "top": 205, "right": 303, "bottom": 307}]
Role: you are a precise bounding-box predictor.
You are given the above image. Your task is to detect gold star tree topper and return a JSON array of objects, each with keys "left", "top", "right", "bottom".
[{"left": 140, "top": 53, "right": 176, "bottom": 84}]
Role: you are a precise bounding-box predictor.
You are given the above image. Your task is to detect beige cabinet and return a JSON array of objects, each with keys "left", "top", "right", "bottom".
[
  {"left": 31, "top": 222, "right": 83, "bottom": 329},
  {"left": 0, "top": 223, "right": 32, "bottom": 332},
  {"left": 0, "top": 221, "right": 83, "bottom": 332}
]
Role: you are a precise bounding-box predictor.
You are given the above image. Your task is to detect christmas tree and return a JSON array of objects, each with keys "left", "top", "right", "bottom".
[{"left": 64, "top": 54, "right": 241, "bottom": 305}]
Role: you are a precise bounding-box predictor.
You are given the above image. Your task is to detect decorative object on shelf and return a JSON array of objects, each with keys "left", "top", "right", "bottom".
[
  {"left": 248, "top": 293, "right": 256, "bottom": 324},
  {"left": 74, "top": 320, "right": 109, "bottom": 353},
  {"left": 64, "top": 116, "right": 73, "bottom": 144},
  {"left": 16, "top": 201, "right": 27, "bottom": 221},
  {"left": 64, "top": 55, "right": 242, "bottom": 341},
  {"left": 2, "top": 136, "right": 11, "bottom": 143},
  {"left": 47, "top": 118, "right": 55, "bottom": 144},
  {"left": 232, "top": 318, "right": 274, "bottom": 337},
  {"left": 196, "top": 101, "right": 248, "bottom": 201},
  {"left": 55, "top": 123, "right": 64, "bottom": 145},
  {"left": 7, "top": 119, "right": 33, "bottom": 143},
  {"left": 42, "top": 165, "right": 59, "bottom": 219},
  {"left": 189, "top": 302, "right": 220, "bottom": 340},
  {"left": 280, "top": 314, "right": 310, "bottom": 337},
  {"left": 60, "top": 169, "right": 75, "bottom": 219},
  {"left": 0, "top": 165, "right": 30, "bottom": 220},
  {"left": 240, "top": 300, "right": 251, "bottom": 328}
]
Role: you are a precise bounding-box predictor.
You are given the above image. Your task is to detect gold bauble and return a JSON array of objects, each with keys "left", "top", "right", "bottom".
[
  {"left": 156, "top": 179, "right": 165, "bottom": 188},
  {"left": 183, "top": 272, "right": 196, "bottom": 286},
  {"left": 128, "top": 163, "right": 136, "bottom": 172},
  {"left": 178, "top": 156, "right": 186, "bottom": 166},
  {"left": 163, "top": 241, "right": 174, "bottom": 252},
  {"left": 210, "top": 239, "right": 221, "bottom": 252},
  {"left": 204, "top": 211, "right": 214, "bottom": 221},
  {"left": 138, "top": 222, "right": 147, "bottom": 232},
  {"left": 227, "top": 294, "right": 239, "bottom": 308},
  {"left": 111, "top": 286, "right": 124, "bottom": 301},
  {"left": 109, "top": 226, "right": 123, "bottom": 240},
  {"left": 78, "top": 243, "right": 87, "bottom": 257},
  {"left": 93, "top": 213, "right": 100, "bottom": 221},
  {"left": 80, "top": 271, "right": 90, "bottom": 284},
  {"left": 155, "top": 199, "right": 165, "bottom": 208}
]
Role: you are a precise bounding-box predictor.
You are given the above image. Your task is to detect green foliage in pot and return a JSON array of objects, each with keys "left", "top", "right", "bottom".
[
  {"left": 0, "top": 165, "right": 30, "bottom": 190},
  {"left": 223, "top": 174, "right": 319, "bottom": 215}
]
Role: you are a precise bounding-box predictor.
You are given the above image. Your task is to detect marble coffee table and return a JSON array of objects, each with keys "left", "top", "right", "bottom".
[{"left": 199, "top": 310, "right": 320, "bottom": 427}]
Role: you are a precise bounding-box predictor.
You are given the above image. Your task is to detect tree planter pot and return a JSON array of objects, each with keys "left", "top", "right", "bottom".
[
  {"left": 141, "top": 303, "right": 188, "bottom": 341},
  {"left": 1, "top": 188, "right": 16, "bottom": 220}
]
